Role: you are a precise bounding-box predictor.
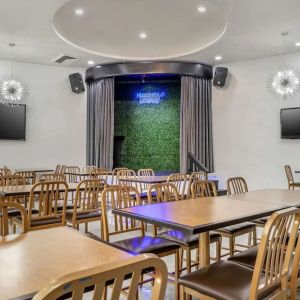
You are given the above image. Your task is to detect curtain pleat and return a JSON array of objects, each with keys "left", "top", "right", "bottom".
[
  {"left": 86, "top": 78, "right": 114, "bottom": 169},
  {"left": 180, "top": 76, "right": 214, "bottom": 173}
]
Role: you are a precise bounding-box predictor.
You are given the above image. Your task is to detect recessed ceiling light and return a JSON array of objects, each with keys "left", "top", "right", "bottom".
[
  {"left": 75, "top": 8, "right": 84, "bottom": 15},
  {"left": 139, "top": 32, "right": 147, "bottom": 39},
  {"left": 215, "top": 56, "right": 222, "bottom": 61},
  {"left": 88, "top": 60, "right": 94, "bottom": 65},
  {"left": 198, "top": 6, "right": 206, "bottom": 13},
  {"left": 296, "top": 42, "right": 300, "bottom": 47}
]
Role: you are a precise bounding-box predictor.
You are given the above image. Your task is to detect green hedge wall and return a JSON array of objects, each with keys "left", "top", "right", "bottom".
[{"left": 114, "top": 80, "right": 180, "bottom": 171}]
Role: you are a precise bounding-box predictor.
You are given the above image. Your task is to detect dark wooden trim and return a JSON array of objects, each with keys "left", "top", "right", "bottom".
[
  {"left": 85, "top": 61, "right": 213, "bottom": 82},
  {"left": 112, "top": 205, "right": 289, "bottom": 234}
]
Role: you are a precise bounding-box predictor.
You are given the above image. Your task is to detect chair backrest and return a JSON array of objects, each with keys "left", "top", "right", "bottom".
[
  {"left": 191, "top": 180, "right": 217, "bottom": 198},
  {"left": 59, "top": 165, "right": 66, "bottom": 175},
  {"left": 0, "top": 167, "right": 11, "bottom": 176},
  {"left": 117, "top": 169, "right": 137, "bottom": 188},
  {"left": 65, "top": 166, "right": 80, "bottom": 183},
  {"left": 28, "top": 181, "right": 68, "bottom": 227},
  {"left": 0, "top": 201, "right": 28, "bottom": 236},
  {"left": 167, "top": 173, "right": 188, "bottom": 199},
  {"left": 101, "top": 185, "right": 143, "bottom": 242},
  {"left": 227, "top": 177, "right": 248, "bottom": 195},
  {"left": 39, "top": 173, "right": 66, "bottom": 182},
  {"left": 138, "top": 168, "right": 155, "bottom": 177},
  {"left": 32, "top": 254, "right": 168, "bottom": 300},
  {"left": 138, "top": 168, "right": 155, "bottom": 191},
  {"left": 0, "top": 174, "right": 25, "bottom": 186},
  {"left": 112, "top": 167, "right": 128, "bottom": 185},
  {"left": 54, "top": 164, "right": 61, "bottom": 174},
  {"left": 190, "top": 171, "right": 207, "bottom": 181},
  {"left": 72, "top": 179, "right": 106, "bottom": 219},
  {"left": 14, "top": 171, "right": 36, "bottom": 185},
  {"left": 148, "top": 182, "right": 180, "bottom": 203},
  {"left": 285, "top": 165, "right": 294, "bottom": 185},
  {"left": 249, "top": 207, "right": 300, "bottom": 299},
  {"left": 89, "top": 168, "right": 108, "bottom": 182},
  {"left": 82, "top": 165, "right": 96, "bottom": 173}
]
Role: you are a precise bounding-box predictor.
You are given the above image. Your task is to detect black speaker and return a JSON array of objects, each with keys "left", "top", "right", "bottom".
[
  {"left": 213, "top": 67, "right": 228, "bottom": 88},
  {"left": 69, "top": 73, "right": 85, "bottom": 94}
]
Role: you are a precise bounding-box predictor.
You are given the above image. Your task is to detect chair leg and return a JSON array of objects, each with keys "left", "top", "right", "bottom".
[
  {"left": 85, "top": 222, "right": 88, "bottom": 233},
  {"left": 216, "top": 239, "right": 221, "bottom": 261},
  {"left": 180, "top": 285, "right": 187, "bottom": 300},
  {"left": 174, "top": 250, "right": 180, "bottom": 300},
  {"left": 252, "top": 228, "right": 257, "bottom": 246},
  {"left": 248, "top": 231, "right": 252, "bottom": 246},
  {"left": 229, "top": 236, "right": 235, "bottom": 256},
  {"left": 186, "top": 249, "right": 191, "bottom": 274}
]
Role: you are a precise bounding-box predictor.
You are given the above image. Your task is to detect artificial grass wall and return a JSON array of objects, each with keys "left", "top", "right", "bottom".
[{"left": 114, "top": 79, "right": 180, "bottom": 171}]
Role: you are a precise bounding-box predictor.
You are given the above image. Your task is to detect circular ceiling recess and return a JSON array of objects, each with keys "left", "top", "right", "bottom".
[{"left": 53, "top": 0, "right": 228, "bottom": 61}]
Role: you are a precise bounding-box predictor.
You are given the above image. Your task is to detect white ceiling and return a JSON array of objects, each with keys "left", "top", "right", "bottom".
[{"left": 0, "top": 0, "right": 300, "bottom": 68}]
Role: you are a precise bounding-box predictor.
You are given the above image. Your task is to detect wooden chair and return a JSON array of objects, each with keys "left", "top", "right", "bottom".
[
  {"left": 82, "top": 165, "right": 96, "bottom": 173},
  {"left": 0, "top": 167, "right": 11, "bottom": 176},
  {"left": 39, "top": 173, "right": 66, "bottom": 182},
  {"left": 200, "top": 179, "right": 257, "bottom": 257},
  {"left": 101, "top": 185, "right": 180, "bottom": 299},
  {"left": 13, "top": 181, "right": 68, "bottom": 231},
  {"left": 285, "top": 165, "right": 300, "bottom": 189},
  {"left": 187, "top": 171, "right": 208, "bottom": 198},
  {"left": 0, "top": 174, "right": 25, "bottom": 186},
  {"left": 179, "top": 207, "right": 300, "bottom": 300},
  {"left": 111, "top": 167, "right": 128, "bottom": 185},
  {"left": 14, "top": 171, "right": 36, "bottom": 185},
  {"left": 32, "top": 254, "right": 168, "bottom": 300},
  {"left": 0, "top": 201, "right": 28, "bottom": 236},
  {"left": 138, "top": 168, "right": 155, "bottom": 193},
  {"left": 89, "top": 168, "right": 108, "bottom": 182},
  {"left": 65, "top": 166, "right": 80, "bottom": 183},
  {"left": 54, "top": 164, "right": 61, "bottom": 174},
  {"left": 117, "top": 169, "right": 138, "bottom": 190},
  {"left": 65, "top": 179, "right": 106, "bottom": 236},
  {"left": 151, "top": 183, "right": 222, "bottom": 273},
  {"left": 167, "top": 173, "right": 188, "bottom": 200},
  {"left": 227, "top": 176, "right": 248, "bottom": 194},
  {"left": 191, "top": 180, "right": 217, "bottom": 198}
]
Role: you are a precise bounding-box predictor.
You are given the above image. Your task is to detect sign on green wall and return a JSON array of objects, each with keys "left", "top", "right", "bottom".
[{"left": 114, "top": 79, "right": 180, "bottom": 171}]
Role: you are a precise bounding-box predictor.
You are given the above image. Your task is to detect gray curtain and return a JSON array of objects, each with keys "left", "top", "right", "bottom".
[
  {"left": 87, "top": 78, "right": 114, "bottom": 169},
  {"left": 180, "top": 76, "right": 214, "bottom": 173}
]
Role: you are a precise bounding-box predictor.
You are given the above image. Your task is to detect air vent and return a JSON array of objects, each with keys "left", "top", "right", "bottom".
[{"left": 52, "top": 54, "right": 78, "bottom": 65}]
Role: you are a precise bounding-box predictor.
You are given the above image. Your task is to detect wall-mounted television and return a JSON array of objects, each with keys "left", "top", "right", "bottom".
[
  {"left": 281, "top": 107, "right": 300, "bottom": 139},
  {"left": 0, "top": 104, "right": 26, "bottom": 140}
]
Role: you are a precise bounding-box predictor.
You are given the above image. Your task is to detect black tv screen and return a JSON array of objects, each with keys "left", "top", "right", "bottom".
[
  {"left": 0, "top": 104, "right": 26, "bottom": 140},
  {"left": 281, "top": 107, "right": 300, "bottom": 139}
]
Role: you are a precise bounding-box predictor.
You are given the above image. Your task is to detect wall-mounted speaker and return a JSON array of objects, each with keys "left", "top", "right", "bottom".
[
  {"left": 213, "top": 67, "right": 228, "bottom": 88},
  {"left": 69, "top": 73, "right": 85, "bottom": 94}
]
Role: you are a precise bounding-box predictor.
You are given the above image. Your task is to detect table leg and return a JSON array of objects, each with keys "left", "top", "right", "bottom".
[{"left": 199, "top": 231, "right": 210, "bottom": 267}]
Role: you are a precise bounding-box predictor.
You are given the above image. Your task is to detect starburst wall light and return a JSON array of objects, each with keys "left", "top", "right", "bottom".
[
  {"left": 267, "top": 65, "right": 300, "bottom": 100},
  {"left": 0, "top": 75, "right": 27, "bottom": 103}
]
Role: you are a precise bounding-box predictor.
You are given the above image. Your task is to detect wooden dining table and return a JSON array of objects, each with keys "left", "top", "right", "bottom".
[
  {"left": 113, "top": 189, "right": 300, "bottom": 267},
  {"left": 14, "top": 168, "right": 54, "bottom": 173},
  {"left": 0, "top": 227, "right": 132, "bottom": 300},
  {"left": 0, "top": 182, "right": 81, "bottom": 198}
]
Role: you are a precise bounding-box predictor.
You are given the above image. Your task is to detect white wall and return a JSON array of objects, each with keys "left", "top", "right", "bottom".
[
  {"left": 0, "top": 59, "right": 86, "bottom": 169},
  {"left": 213, "top": 52, "right": 300, "bottom": 190}
]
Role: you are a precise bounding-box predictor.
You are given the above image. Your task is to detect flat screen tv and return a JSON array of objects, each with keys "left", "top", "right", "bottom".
[
  {"left": 0, "top": 104, "right": 26, "bottom": 140},
  {"left": 281, "top": 107, "right": 300, "bottom": 139}
]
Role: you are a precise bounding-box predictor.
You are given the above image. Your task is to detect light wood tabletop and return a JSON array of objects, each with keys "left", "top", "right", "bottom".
[
  {"left": 14, "top": 168, "right": 54, "bottom": 173},
  {"left": 119, "top": 175, "right": 169, "bottom": 184},
  {"left": 113, "top": 189, "right": 296, "bottom": 267},
  {"left": 0, "top": 182, "right": 80, "bottom": 197},
  {"left": 0, "top": 227, "right": 132, "bottom": 300}
]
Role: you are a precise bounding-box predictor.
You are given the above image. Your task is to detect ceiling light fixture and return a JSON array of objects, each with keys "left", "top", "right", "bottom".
[
  {"left": 139, "top": 32, "right": 147, "bottom": 39},
  {"left": 88, "top": 60, "right": 94, "bottom": 65},
  {"left": 215, "top": 56, "right": 222, "bottom": 61},
  {"left": 0, "top": 43, "right": 28, "bottom": 104},
  {"left": 267, "top": 32, "right": 300, "bottom": 100},
  {"left": 296, "top": 42, "right": 300, "bottom": 47},
  {"left": 75, "top": 8, "right": 84, "bottom": 15},
  {"left": 198, "top": 6, "right": 206, "bottom": 13}
]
